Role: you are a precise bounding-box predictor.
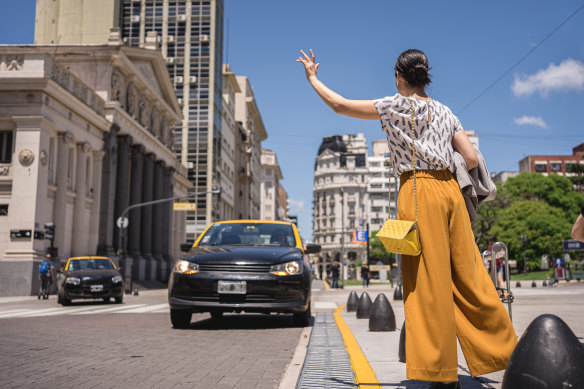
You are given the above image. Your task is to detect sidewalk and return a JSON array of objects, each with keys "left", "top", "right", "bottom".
[{"left": 292, "top": 280, "right": 584, "bottom": 388}]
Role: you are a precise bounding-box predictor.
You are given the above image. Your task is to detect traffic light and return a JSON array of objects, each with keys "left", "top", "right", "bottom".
[{"left": 44, "top": 222, "right": 55, "bottom": 240}]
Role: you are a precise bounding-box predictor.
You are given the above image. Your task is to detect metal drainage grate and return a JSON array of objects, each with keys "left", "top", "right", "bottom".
[{"left": 296, "top": 313, "right": 356, "bottom": 389}]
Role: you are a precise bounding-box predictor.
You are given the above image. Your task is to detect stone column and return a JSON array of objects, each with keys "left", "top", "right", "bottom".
[
  {"left": 113, "top": 135, "right": 131, "bottom": 278},
  {"left": 97, "top": 125, "right": 118, "bottom": 257},
  {"left": 88, "top": 150, "right": 104, "bottom": 254},
  {"left": 128, "top": 144, "right": 144, "bottom": 280},
  {"left": 151, "top": 160, "right": 165, "bottom": 280},
  {"left": 159, "top": 166, "right": 174, "bottom": 281},
  {"left": 141, "top": 153, "right": 155, "bottom": 280},
  {"left": 71, "top": 142, "right": 91, "bottom": 256},
  {"left": 54, "top": 131, "right": 74, "bottom": 265}
]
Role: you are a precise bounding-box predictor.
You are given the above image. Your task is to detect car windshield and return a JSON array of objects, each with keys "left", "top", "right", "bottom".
[
  {"left": 198, "top": 223, "right": 296, "bottom": 247},
  {"left": 67, "top": 258, "right": 116, "bottom": 271}
]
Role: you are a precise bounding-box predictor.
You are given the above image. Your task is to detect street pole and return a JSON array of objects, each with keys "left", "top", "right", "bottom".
[
  {"left": 340, "top": 188, "right": 345, "bottom": 288},
  {"left": 117, "top": 188, "right": 220, "bottom": 291},
  {"left": 366, "top": 222, "right": 370, "bottom": 264}
]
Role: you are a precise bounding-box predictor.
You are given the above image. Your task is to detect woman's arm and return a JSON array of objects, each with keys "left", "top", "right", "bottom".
[
  {"left": 452, "top": 130, "right": 478, "bottom": 170},
  {"left": 297, "top": 49, "right": 380, "bottom": 120},
  {"left": 572, "top": 213, "right": 584, "bottom": 242}
]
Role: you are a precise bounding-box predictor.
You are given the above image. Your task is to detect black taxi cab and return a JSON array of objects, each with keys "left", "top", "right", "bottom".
[
  {"left": 57, "top": 256, "right": 124, "bottom": 306},
  {"left": 168, "top": 220, "right": 320, "bottom": 328}
]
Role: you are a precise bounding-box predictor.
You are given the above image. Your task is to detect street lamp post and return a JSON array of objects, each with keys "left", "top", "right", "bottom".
[
  {"left": 117, "top": 188, "right": 221, "bottom": 291},
  {"left": 340, "top": 187, "right": 345, "bottom": 288},
  {"left": 520, "top": 234, "right": 528, "bottom": 274}
]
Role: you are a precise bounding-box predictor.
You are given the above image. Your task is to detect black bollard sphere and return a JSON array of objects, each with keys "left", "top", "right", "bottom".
[
  {"left": 502, "top": 314, "right": 584, "bottom": 389},
  {"left": 531, "top": 281, "right": 537, "bottom": 288},
  {"left": 515, "top": 281, "right": 521, "bottom": 288},
  {"left": 542, "top": 280, "right": 547, "bottom": 287},
  {"left": 393, "top": 285, "right": 403, "bottom": 300},
  {"left": 346, "top": 291, "right": 359, "bottom": 312},
  {"left": 356, "top": 292, "right": 373, "bottom": 319},
  {"left": 398, "top": 320, "right": 406, "bottom": 363},
  {"left": 369, "top": 293, "right": 396, "bottom": 331}
]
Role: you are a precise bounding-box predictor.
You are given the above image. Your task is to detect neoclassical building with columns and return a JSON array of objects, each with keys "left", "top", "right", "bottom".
[{"left": 0, "top": 42, "right": 191, "bottom": 296}]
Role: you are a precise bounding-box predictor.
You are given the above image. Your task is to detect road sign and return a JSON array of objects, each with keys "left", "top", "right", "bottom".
[
  {"left": 563, "top": 240, "right": 584, "bottom": 251},
  {"left": 173, "top": 202, "right": 197, "bottom": 211},
  {"left": 352, "top": 230, "right": 367, "bottom": 245},
  {"left": 116, "top": 216, "right": 129, "bottom": 229}
]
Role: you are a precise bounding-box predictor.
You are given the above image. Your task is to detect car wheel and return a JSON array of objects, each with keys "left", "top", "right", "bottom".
[
  {"left": 171, "top": 309, "right": 192, "bottom": 329},
  {"left": 293, "top": 304, "right": 311, "bottom": 327},
  {"left": 114, "top": 295, "right": 123, "bottom": 304},
  {"left": 103, "top": 297, "right": 111, "bottom": 303},
  {"left": 60, "top": 294, "right": 71, "bottom": 306},
  {"left": 210, "top": 311, "right": 223, "bottom": 320}
]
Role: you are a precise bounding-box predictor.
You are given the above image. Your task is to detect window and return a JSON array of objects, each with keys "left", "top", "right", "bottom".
[
  {"left": 0, "top": 204, "right": 7, "bottom": 216},
  {"left": 0, "top": 131, "right": 13, "bottom": 163},
  {"left": 549, "top": 163, "right": 562, "bottom": 172},
  {"left": 534, "top": 163, "right": 547, "bottom": 173}
]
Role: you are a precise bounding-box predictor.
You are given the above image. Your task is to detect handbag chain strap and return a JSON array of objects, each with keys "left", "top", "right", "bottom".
[
  {"left": 408, "top": 97, "right": 418, "bottom": 222},
  {"left": 389, "top": 98, "right": 418, "bottom": 221}
]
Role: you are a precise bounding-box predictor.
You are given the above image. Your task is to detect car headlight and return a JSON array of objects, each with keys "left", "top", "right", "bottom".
[
  {"left": 65, "top": 277, "right": 80, "bottom": 286},
  {"left": 112, "top": 275, "right": 123, "bottom": 284},
  {"left": 271, "top": 260, "right": 303, "bottom": 276},
  {"left": 174, "top": 260, "right": 199, "bottom": 274}
]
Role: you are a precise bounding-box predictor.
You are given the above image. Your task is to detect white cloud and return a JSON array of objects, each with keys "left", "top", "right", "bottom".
[
  {"left": 511, "top": 58, "right": 584, "bottom": 97},
  {"left": 513, "top": 115, "right": 548, "bottom": 129},
  {"left": 287, "top": 198, "right": 305, "bottom": 213}
]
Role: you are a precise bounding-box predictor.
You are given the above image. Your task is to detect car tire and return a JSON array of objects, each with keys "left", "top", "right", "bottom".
[
  {"left": 171, "top": 309, "right": 192, "bottom": 329},
  {"left": 60, "top": 293, "right": 71, "bottom": 306},
  {"left": 293, "top": 303, "right": 311, "bottom": 327},
  {"left": 103, "top": 297, "right": 111, "bottom": 303},
  {"left": 210, "top": 311, "right": 223, "bottom": 320},
  {"left": 114, "top": 295, "right": 123, "bottom": 304}
]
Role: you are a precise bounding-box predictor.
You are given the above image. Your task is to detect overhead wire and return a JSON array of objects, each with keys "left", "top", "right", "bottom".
[{"left": 456, "top": 2, "right": 584, "bottom": 115}]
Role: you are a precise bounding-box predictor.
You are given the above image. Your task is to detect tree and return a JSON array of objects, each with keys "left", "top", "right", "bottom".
[
  {"left": 368, "top": 230, "right": 394, "bottom": 264},
  {"left": 489, "top": 200, "right": 573, "bottom": 270},
  {"left": 567, "top": 161, "right": 584, "bottom": 192},
  {"left": 472, "top": 184, "right": 511, "bottom": 247}
]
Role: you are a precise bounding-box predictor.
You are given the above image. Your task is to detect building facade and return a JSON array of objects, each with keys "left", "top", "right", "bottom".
[
  {"left": 260, "top": 149, "right": 282, "bottom": 221},
  {"left": 519, "top": 143, "right": 584, "bottom": 176},
  {"left": 118, "top": 0, "right": 225, "bottom": 239},
  {"left": 312, "top": 134, "right": 396, "bottom": 280},
  {"left": 0, "top": 44, "right": 190, "bottom": 296},
  {"left": 234, "top": 76, "right": 266, "bottom": 220}
]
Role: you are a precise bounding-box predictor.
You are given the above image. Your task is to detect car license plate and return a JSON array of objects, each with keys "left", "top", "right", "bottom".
[
  {"left": 90, "top": 285, "right": 103, "bottom": 292},
  {"left": 217, "top": 281, "right": 246, "bottom": 294}
]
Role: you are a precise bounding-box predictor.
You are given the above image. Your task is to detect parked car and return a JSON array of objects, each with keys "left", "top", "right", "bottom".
[
  {"left": 168, "top": 220, "right": 320, "bottom": 328},
  {"left": 57, "top": 256, "right": 124, "bottom": 306}
]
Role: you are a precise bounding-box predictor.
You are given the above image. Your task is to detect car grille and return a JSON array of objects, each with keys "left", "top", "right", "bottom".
[
  {"left": 198, "top": 264, "right": 271, "bottom": 273},
  {"left": 81, "top": 276, "right": 112, "bottom": 286}
]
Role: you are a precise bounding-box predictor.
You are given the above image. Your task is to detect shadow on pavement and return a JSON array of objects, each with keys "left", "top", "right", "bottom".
[{"left": 186, "top": 313, "right": 315, "bottom": 330}]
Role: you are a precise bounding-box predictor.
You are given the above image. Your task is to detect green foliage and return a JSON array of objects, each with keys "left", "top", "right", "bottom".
[
  {"left": 368, "top": 230, "right": 394, "bottom": 264},
  {"left": 472, "top": 172, "right": 584, "bottom": 270}
]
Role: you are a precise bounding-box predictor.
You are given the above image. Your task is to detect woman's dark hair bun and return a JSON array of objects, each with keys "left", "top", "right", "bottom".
[{"left": 395, "top": 49, "right": 432, "bottom": 87}]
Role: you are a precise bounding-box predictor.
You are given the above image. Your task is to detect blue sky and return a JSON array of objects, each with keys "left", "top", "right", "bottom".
[{"left": 2, "top": 1, "right": 583, "bottom": 241}]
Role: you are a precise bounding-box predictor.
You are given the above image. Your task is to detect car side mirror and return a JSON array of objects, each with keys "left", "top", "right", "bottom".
[
  {"left": 180, "top": 242, "right": 193, "bottom": 253},
  {"left": 305, "top": 243, "right": 321, "bottom": 254}
]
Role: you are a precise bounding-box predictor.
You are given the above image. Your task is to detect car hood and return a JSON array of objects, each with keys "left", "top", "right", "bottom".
[
  {"left": 65, "top": 269, "right": 120, "bottom": 278},
  {"left": 181, "top": 246, "right": 303, "bottom": 265}
]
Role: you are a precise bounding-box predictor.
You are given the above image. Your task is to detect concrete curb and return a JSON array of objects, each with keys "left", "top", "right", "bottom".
[{"left": 279, "top": 325, "right": 312, "bottom": 388}]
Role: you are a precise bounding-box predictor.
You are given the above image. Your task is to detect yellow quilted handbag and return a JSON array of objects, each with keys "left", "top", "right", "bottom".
[{"left": 377, "top": 97, "right": 421, "bottom": 256}]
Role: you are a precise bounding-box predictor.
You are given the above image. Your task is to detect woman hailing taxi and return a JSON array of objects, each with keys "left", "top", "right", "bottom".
[{"left": 297, "top": 49, "right": 516, "bottom": 387}]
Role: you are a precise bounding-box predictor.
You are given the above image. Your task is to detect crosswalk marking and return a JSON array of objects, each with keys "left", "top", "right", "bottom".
[
  {"left": 72, "top": 304, "right": 147, "bottom": 315},
  {"left": 0, "top": 303, "right": 170, "bottom": 319},
  {"left": 114, "top": 303, "right": 169, "bottom": 313},
  {"left": 314, "top": 301, "right": 337, "bottom": 309}
]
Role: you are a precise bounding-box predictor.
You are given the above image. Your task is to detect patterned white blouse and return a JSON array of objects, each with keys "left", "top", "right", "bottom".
[{"left": 373, "top": 94, "right": 464, "bottom": 177}]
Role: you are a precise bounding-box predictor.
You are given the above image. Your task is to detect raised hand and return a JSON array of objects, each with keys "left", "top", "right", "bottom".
[{"left": 297, "top": 49, "right": 320, "bottom": 80}]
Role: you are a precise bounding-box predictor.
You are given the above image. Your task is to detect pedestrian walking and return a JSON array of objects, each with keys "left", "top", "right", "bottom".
[
  {"left": 38, "top": 253, "right": 54, "bottom": 300},
  {"left": 298, "top": 48, "right": 517, "bottom": 387},
  {"left": 361, "top": 263, "right": 370, "bottom": 287},
  {"left": 330, "top": 261, "right": 340, "bottom": 288}
]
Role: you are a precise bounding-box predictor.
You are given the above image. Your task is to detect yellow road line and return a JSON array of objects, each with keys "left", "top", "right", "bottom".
[
  {"left": 323, "top": 280, "right": 329, "bottom": 290},
  {"left": 334, "top": 304, "right": 381, "bottom": 388}
]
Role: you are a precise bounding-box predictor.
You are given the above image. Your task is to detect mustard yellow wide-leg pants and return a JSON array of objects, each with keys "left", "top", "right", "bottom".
[{"left": 398, "top": 170, "right": 517, "bottom": 382}]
